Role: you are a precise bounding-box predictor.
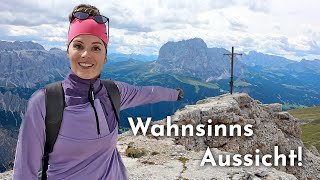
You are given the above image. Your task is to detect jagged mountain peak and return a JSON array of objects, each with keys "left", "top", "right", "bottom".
[
  {"left": 49, "top": 47, "right": 63, "bottom": 51},
  {"left": 152, "top": 38, "right": 246, "bottom": 81},
  {"left": 158, "top": 38, "right": 208, "bottom": 60},
  {"left": 0, "top": 40, "right": 45, "bottom": 51},
  {"left": 163, "top": 38, "right": 207, "bottom": 47}
]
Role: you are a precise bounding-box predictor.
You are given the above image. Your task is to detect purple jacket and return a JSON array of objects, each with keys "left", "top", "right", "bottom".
[{"left": 13, "top": 70, "right": 179, "bottom": 180}]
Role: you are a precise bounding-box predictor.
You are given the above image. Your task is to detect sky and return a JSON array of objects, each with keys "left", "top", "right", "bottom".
[{"left": 1, "top": 0, "right": 319, "bottom": 61}]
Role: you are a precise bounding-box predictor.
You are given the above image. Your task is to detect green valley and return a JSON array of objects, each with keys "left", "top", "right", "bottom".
[{"left": 289, "top": 106, "right": 320, "bottom": 151}]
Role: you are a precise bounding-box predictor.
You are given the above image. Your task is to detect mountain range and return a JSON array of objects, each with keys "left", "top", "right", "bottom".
[{"left": 0, "top": 38, "right": 319, "bottom": 172}]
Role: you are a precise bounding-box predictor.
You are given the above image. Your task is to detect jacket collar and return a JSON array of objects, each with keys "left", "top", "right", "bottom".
[{"left": 63, "top": 69, "right": 102, "bottom": 97}]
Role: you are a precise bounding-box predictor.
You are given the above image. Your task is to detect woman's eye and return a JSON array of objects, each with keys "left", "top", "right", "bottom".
[
  {"left": 93, "top": 46, "right": 101, "bottom": 51},
  {"left": 73, "top": 44, "right": 83, "bottom": 49}
]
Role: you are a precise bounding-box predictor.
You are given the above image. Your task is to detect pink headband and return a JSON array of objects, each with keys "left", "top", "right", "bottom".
[{"left": 68, "top": 17, "right": 108, "bottom": 47}]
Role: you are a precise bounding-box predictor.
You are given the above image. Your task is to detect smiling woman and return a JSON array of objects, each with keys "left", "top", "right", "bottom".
[
  {"left": 68, "top": 35, "right": 106, "bottom": 79},
  {"left": 12, "top": 3, "right": 184, "bottom": 180}
]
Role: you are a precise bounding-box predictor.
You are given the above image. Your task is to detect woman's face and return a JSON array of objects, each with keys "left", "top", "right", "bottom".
[{"left": 67, "top": 34, "right": 106, "bottom": 79}]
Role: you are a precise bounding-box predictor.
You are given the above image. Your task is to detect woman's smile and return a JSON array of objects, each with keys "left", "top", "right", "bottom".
[{"left": 78, "top": 63, "right": 94, "bottom": 68}]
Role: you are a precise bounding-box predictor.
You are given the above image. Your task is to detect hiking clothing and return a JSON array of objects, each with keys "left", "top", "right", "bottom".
[{"left": 13, "top": 70, "right": 179, "bottom": 180}]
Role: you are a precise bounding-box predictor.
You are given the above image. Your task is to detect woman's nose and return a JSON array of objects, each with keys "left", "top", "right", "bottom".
[{"left": 81, "top": 49, "right": 91, "bottom": 58}]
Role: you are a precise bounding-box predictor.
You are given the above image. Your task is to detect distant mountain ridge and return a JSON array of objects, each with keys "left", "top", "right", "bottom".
[
  {"left": 0, "top": 41, "right": 69, "bottom": 88},
  {"left": 152, "top": 38, "right": 247, "bottom": 81},
  {"left": 108, "top": 53, "right": 157, "bottom": 62},
  {"left": 288, "top": 59, "right": 320, "bottom": 73},
  {"left": 0, "top": 41, "right": 45, "bottom": 51},
  {"left": 0, "top": 39, "right": 319, "bottom": 173},
  {"left": 241, "top": 51, "right": 293, "bottom": 67},
  {"left": 241, "top": 51, "right": 320, "bottom": 73}
]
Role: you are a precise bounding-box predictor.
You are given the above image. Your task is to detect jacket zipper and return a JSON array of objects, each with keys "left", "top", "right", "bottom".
[{"left": 88, "top": 82, "right": 100, "bottom": 135}]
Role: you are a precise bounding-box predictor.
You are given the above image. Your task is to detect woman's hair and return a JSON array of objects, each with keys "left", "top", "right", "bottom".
[
  {"left": 67, "top": 4, "right": 108, "bottom": 59},
  {"left": 68, "top": 4, "right": 101, "bottom": 23}
]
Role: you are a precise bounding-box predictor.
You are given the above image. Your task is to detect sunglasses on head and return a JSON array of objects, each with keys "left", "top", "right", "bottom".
[
  {"left": 73, "top": 11, "right": 109, "bottom": 24},
  {"left": 73, "top": 11, "right": 109, "bottom": 44}
]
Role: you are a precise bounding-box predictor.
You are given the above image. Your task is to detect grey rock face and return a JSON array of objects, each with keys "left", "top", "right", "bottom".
[
  {"left": 0, "top": 91, "right": 28, "bottom": 113},
  {"left": 117, "top": 133, "right": 298, "bottom": 180},
  {"left": 0, "top": 41, "right": 69, "bottom": 88},
  {"left": 0, "top": 128, "right": 18, "bottom": 174},
  {"left": 310, "top": 145, "right": 320, "bottom": 157},
  {"left": 152, "top": 93, "right": 318, "bottom": 180},
  {"left": 0, "top": 41, "right": 45, "bottom": 51},
  {"left": 0, "top": 91, "right": 28, "bottom": 128},
  {"left": 0, "top": 92, "right": 27, "bottom": 172},
  {"left": 151, "top": 38, "right": 247, "bottom": 81}
]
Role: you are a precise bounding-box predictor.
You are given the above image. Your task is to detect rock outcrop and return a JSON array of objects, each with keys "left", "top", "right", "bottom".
[
  {"left": 118, "top": 131, "right": 298, "bottom": 180},
  {"left": 151, "top": 38, "right": 247, "bottom": 81},
  {"left": 0, "top": 41, "right": 69, "bottom": 88},
  {"left": 117, "top": 93, "right": 320, "bottom": 179},
  {"left": 0, "top": 128, "right": 18, "bottom": 173},
  {"left": 1, "top": 93, "right": 319, "bottom": 179},
  {"left": 145, "top": 93, "right": 319, "bottom": 179},
  {"left": 0, "top": 91, "right": 28, "bottom": 113},
  {"left": 0, "top": 170, "right": 12, "bottom": 180}
]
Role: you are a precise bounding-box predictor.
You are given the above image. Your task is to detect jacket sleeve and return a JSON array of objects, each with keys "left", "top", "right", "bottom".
[
  {"left": 13, "top": 89, "right": 46, "bottom": 180},
  {"left": 115, "top": 81, "right": 179, "bottom": 110}
]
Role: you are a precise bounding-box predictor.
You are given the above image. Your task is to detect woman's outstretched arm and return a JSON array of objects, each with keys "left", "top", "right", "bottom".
[{"left": 115, "top": 81, "right": 180, "bottom": 110}]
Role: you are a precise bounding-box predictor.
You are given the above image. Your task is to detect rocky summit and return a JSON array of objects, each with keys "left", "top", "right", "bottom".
[
  {"left": 118, "top": 93, "right": 320, "bottom": 179},
  {"left": 1, "top": 93, "right": 319, "bottom": 180}
]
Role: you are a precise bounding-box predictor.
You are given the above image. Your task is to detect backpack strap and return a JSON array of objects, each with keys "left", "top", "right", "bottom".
[
  {"left": 101, "top": 80, "right": 121, "bottom": 127},
  {"left": 41, "top": 81, "right": 65, "bottom": 180}
]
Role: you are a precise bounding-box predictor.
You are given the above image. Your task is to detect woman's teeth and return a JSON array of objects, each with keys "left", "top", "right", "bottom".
[{"left": 79, "top": 63, "right": 94, "bottom": 67}]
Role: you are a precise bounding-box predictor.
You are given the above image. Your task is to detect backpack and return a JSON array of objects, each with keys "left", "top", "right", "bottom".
[{"left": 39, "top": 80, "right": 120, "bottom": 180}]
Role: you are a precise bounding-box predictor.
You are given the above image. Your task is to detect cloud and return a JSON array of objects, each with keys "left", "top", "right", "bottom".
[
  {"left": 0, "top": 1, "right": 70, "bottom": 26},
  {"left": 112, "top": 21, "right": 152, "bottom": 32},
  {"left": 272, "top": 23, "right": 281, "bottom": 31},
  {"left": 0, "top": 0, "right": 319, "bottom": 61},
  {"left": 245, "top": 0, "right": 271, "bottom": 13},
  {"left": 228, "top": 20, "right": 248, "bottom": 32},
  {"left": 0, "top": 13, "right": 65, "bottom": 27}
]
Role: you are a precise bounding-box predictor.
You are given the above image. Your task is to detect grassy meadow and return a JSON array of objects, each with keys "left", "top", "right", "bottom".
[{"left": 288, "top": 106, "right": 320, "bottom": 151}]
